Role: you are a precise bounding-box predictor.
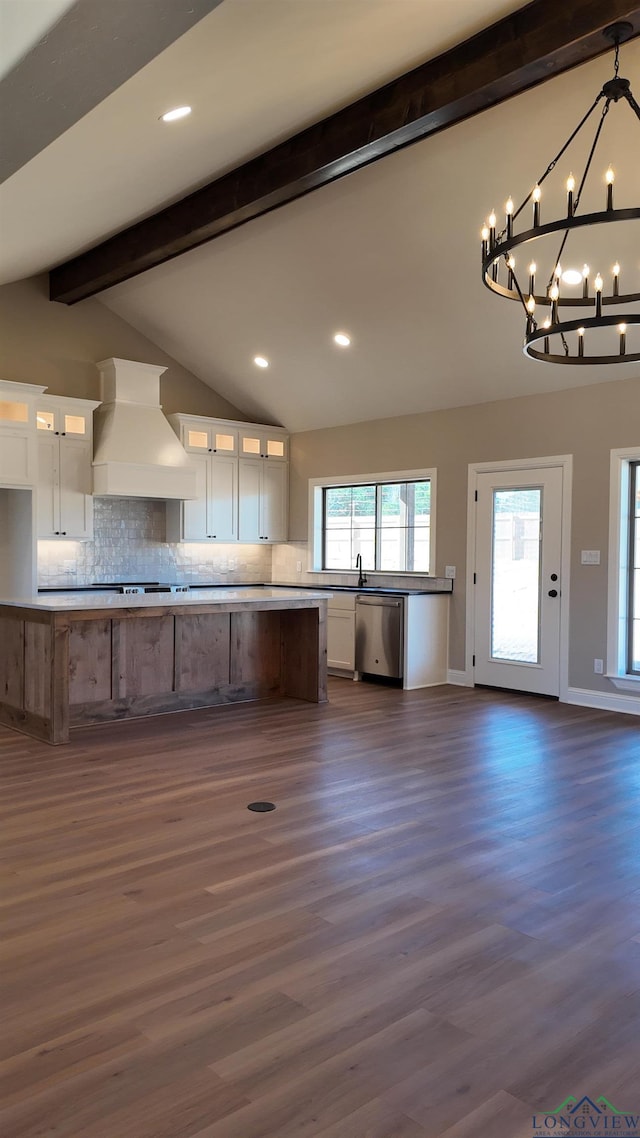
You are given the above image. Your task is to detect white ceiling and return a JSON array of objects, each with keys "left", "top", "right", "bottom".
[
  {"left": 0, "top": 0, "right": 75, "bottom": 79},
  {"left": 2, "top": 0, "right": 639, "bottom": 431}
]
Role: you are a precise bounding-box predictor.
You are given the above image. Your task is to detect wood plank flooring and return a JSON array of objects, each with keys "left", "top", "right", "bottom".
[{"left": 1, "top": 679, "right": 639, "bottom": 1137}]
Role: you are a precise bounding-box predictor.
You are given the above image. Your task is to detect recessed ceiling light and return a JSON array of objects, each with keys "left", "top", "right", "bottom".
[
  {"left": 160, "top": 106, "right": 192, "bottom": 123},
  {"left": 333, "top": 332, "right": 351, "bottom": 347},
  {"left": 254, "top": 356, "right": 269, "bottom": 369},
  {"left": 561, "top": 268, "right": 583, "bottom": 286}
]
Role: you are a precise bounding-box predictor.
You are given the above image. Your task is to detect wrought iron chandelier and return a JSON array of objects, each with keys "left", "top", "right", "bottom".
[{"left": 481, "top": 22, "right": 640, "bottom": 365}]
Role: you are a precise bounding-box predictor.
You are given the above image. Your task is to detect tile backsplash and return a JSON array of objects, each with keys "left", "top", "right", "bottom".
[{"left": 37, "top": 498, "right": 272, "bottom": 586}]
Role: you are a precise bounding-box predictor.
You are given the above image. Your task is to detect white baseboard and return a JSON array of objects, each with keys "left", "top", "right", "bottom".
[
  {"left": 566, "top": 686, "right": 640, "bottom": 717},
  {"left": 447, "top": 669, "right": 473, "bottom": 687}
]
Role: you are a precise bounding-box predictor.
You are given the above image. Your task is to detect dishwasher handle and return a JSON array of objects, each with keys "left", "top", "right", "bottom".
[{"left": 356, "top": 595, "right": 403, "bottom": 607}]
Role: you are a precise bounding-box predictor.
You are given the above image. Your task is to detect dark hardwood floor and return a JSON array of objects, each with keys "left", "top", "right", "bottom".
[{"left": 1, "top": 679, "right": 639, "bottom": 1138}]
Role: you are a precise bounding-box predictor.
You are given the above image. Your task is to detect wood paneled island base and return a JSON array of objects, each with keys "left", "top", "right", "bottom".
[{"left": 0, "top": 590, "right": 328, "bottom": 744}]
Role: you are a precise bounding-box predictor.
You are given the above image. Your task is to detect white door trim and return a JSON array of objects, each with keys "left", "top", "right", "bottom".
[{"left": 465, "top": 455, "right": 573, "bottom": 702}]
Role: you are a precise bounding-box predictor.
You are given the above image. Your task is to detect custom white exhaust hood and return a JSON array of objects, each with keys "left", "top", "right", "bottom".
[{"left": 92, "top": 359, "right": 197, "bottom": 500}]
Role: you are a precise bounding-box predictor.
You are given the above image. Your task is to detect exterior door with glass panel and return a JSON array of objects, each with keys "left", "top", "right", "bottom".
[{"left": 474, "top": 467, "right": 563, "bottom": 696}]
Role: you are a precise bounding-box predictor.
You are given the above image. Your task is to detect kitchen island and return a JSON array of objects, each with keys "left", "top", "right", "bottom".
[{"left": 0, "top": 588, "right": 328, "bottom": 745}]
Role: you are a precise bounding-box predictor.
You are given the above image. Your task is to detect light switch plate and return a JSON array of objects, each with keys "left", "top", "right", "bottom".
[
  {"left": 581, "top": 550, "right": 600, "bottom": 565},
  {"left": 445, "top": 565, "right": 456, "bottom": 578}
]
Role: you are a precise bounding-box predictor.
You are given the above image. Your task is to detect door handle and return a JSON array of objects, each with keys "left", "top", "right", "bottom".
[{"left": 548, "top": 589, "right": 558, "bottom": 597}]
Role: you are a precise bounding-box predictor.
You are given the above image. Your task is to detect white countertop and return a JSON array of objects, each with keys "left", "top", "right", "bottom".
[{"left": 0, "top": 587, "right": 331, "bottom": 612}]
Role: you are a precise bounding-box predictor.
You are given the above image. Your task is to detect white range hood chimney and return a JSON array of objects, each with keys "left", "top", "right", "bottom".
[{"left": 92, "top": 359, "right": 197, "bottom": 500}]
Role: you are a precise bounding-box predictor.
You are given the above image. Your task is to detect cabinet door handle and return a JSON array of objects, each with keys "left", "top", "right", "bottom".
[{"left": 61, "top": 531, "right": 66, "bottom": 536}]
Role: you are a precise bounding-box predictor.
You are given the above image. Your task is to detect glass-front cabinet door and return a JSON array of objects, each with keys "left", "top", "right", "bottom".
[
  {"left": 36, "top": 404, "right": 91, "bottom": 439},
  {"left": 239, "top": 430, "right": 287, "bottom": 461},
  {"left": 181, "top": 419, "right": 238, "bottom": 455}
]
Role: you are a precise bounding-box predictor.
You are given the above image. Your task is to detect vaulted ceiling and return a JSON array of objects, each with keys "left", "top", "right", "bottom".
[{"left": 1, "top": 0, "right": 638, "bottom": 431}]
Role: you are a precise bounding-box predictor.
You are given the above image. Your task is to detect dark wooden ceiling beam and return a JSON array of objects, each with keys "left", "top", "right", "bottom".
[{"left": 50, "top": 0, "right": 640, "bottom": 303}]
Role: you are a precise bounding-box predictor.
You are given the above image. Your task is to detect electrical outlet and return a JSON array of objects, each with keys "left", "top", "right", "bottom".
[
  {"left": 444, "top": 565, "right": 456, "bottom": 579},
  {"left": 228, "top": 558, "right": 236, "bottom": 571},
  {"left": 296, "top": 560, "right": 302, "bottom": 572},
  {"left": 594, "top": 658, "right": 604, "bottom": 674},
  {"left": 581, "top": 550, "right": 601, "bottom": 565}
]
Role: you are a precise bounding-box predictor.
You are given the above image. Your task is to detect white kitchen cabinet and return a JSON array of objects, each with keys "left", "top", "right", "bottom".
[
  {"left": 168, "top": 413, "right": 288, "bottom": 545},
  {"left": 179, "top": 418, "right": 238, "bottom": 456},
  {"left": 326, "top": 589, "right": 450, "bottom": 685},
  {"left": 35, "top": 396, "right": 98, "bottom": 539},
  {"left": 327, "top": 592, "right": 356, "bottom": 672},
  {"left": 168, "top": 453, "right": 237, "bottom": 542},
  {"left": 238, "top": 459, "right": 287, "bottom": 543},
  {"left": 0, "top": 380, "right": 46, "bottom": 488},
  {"left": 238, "top": 428, "right": 288, "bottom": 461}
]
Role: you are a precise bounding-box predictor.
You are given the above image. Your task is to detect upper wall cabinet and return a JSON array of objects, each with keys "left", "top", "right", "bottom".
[
  {"left": 181, "top": 420, "right": 238, "bottom": 456},
  {"left": 239, "top": 428, "right": 288, "bottom": 461},
  {"left": 0, "top": 380, "right": 47, "bottom": 488},
  {"left": 36, "top": 395, "right": 100, "bottom": 540},
  {"left": 167, "top": 413, "right": 288, "bottom": 544}
]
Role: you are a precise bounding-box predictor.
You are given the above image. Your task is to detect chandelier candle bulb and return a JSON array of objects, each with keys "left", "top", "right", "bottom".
[
  {"left": 582, "top": 264, "right": 590, "bottom": 298},
  {"left": 606, "top": 166, "right": 615, "bottom": 210},
  {"left": 532, "top": 184, "right": 541, "bottom": 226},
  {"left": 481, "top": 225, "right": 489, "bottom": 260},
  {"left": 507, "top": 255, "right": 515, "bottom": 290},
  {"left": 566, "top": 173, "right": 575, "bottom": 216},
  {"left": 619, "top": 323, "right": 626, "bottom": 355},
  {"left": 612, "top": 262, "right": 620, "bottom": 297},
  {"left": 594, "top": 272, "right": 603, "bottom": 319},
  {"left": 528, "top": 262, "right": 536, "bottom": 296},
  {"left": 488, "top": 211, "right": 496, "bottom": 248},
  {"left": 506, "top": 197, "right": 514, "bottom": 238},
  {"left": 578, "top": 327, "right": 585, "bottom": 357},
  {"left": 543, "top": 318, "right": 551, "bottom": 354}
]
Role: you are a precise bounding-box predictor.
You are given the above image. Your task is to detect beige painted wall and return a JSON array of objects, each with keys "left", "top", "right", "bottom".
[
  {"left": 0, "top": 275, "right": 247, "bottom": 420},
  {"left": 289, "top": 376, "right": 640, "bottom": 695}
]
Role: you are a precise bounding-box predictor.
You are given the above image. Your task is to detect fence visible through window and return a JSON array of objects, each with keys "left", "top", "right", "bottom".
[{"left": 323, "top": 480, "right": 431, "bottom": 573}]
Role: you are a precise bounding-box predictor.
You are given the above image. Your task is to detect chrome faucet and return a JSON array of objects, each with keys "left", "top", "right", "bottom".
[{"left": 355, "top": 553, "right": 367, "bottom": 588}]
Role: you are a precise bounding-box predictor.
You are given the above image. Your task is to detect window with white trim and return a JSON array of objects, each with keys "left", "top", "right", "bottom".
[
  {"left": 607, "top": 447, "right": 640, "bottom": 689},
  {"left": 629, "top": 461, "right": 639, "bottom": 675},
  {"left": 309, "top": 469, "right": 436, "bottom": 575}
]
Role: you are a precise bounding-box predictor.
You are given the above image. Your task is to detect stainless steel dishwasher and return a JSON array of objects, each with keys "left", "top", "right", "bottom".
[{"left": 355, "top": 594, "right": 404, "bottom": 679}]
